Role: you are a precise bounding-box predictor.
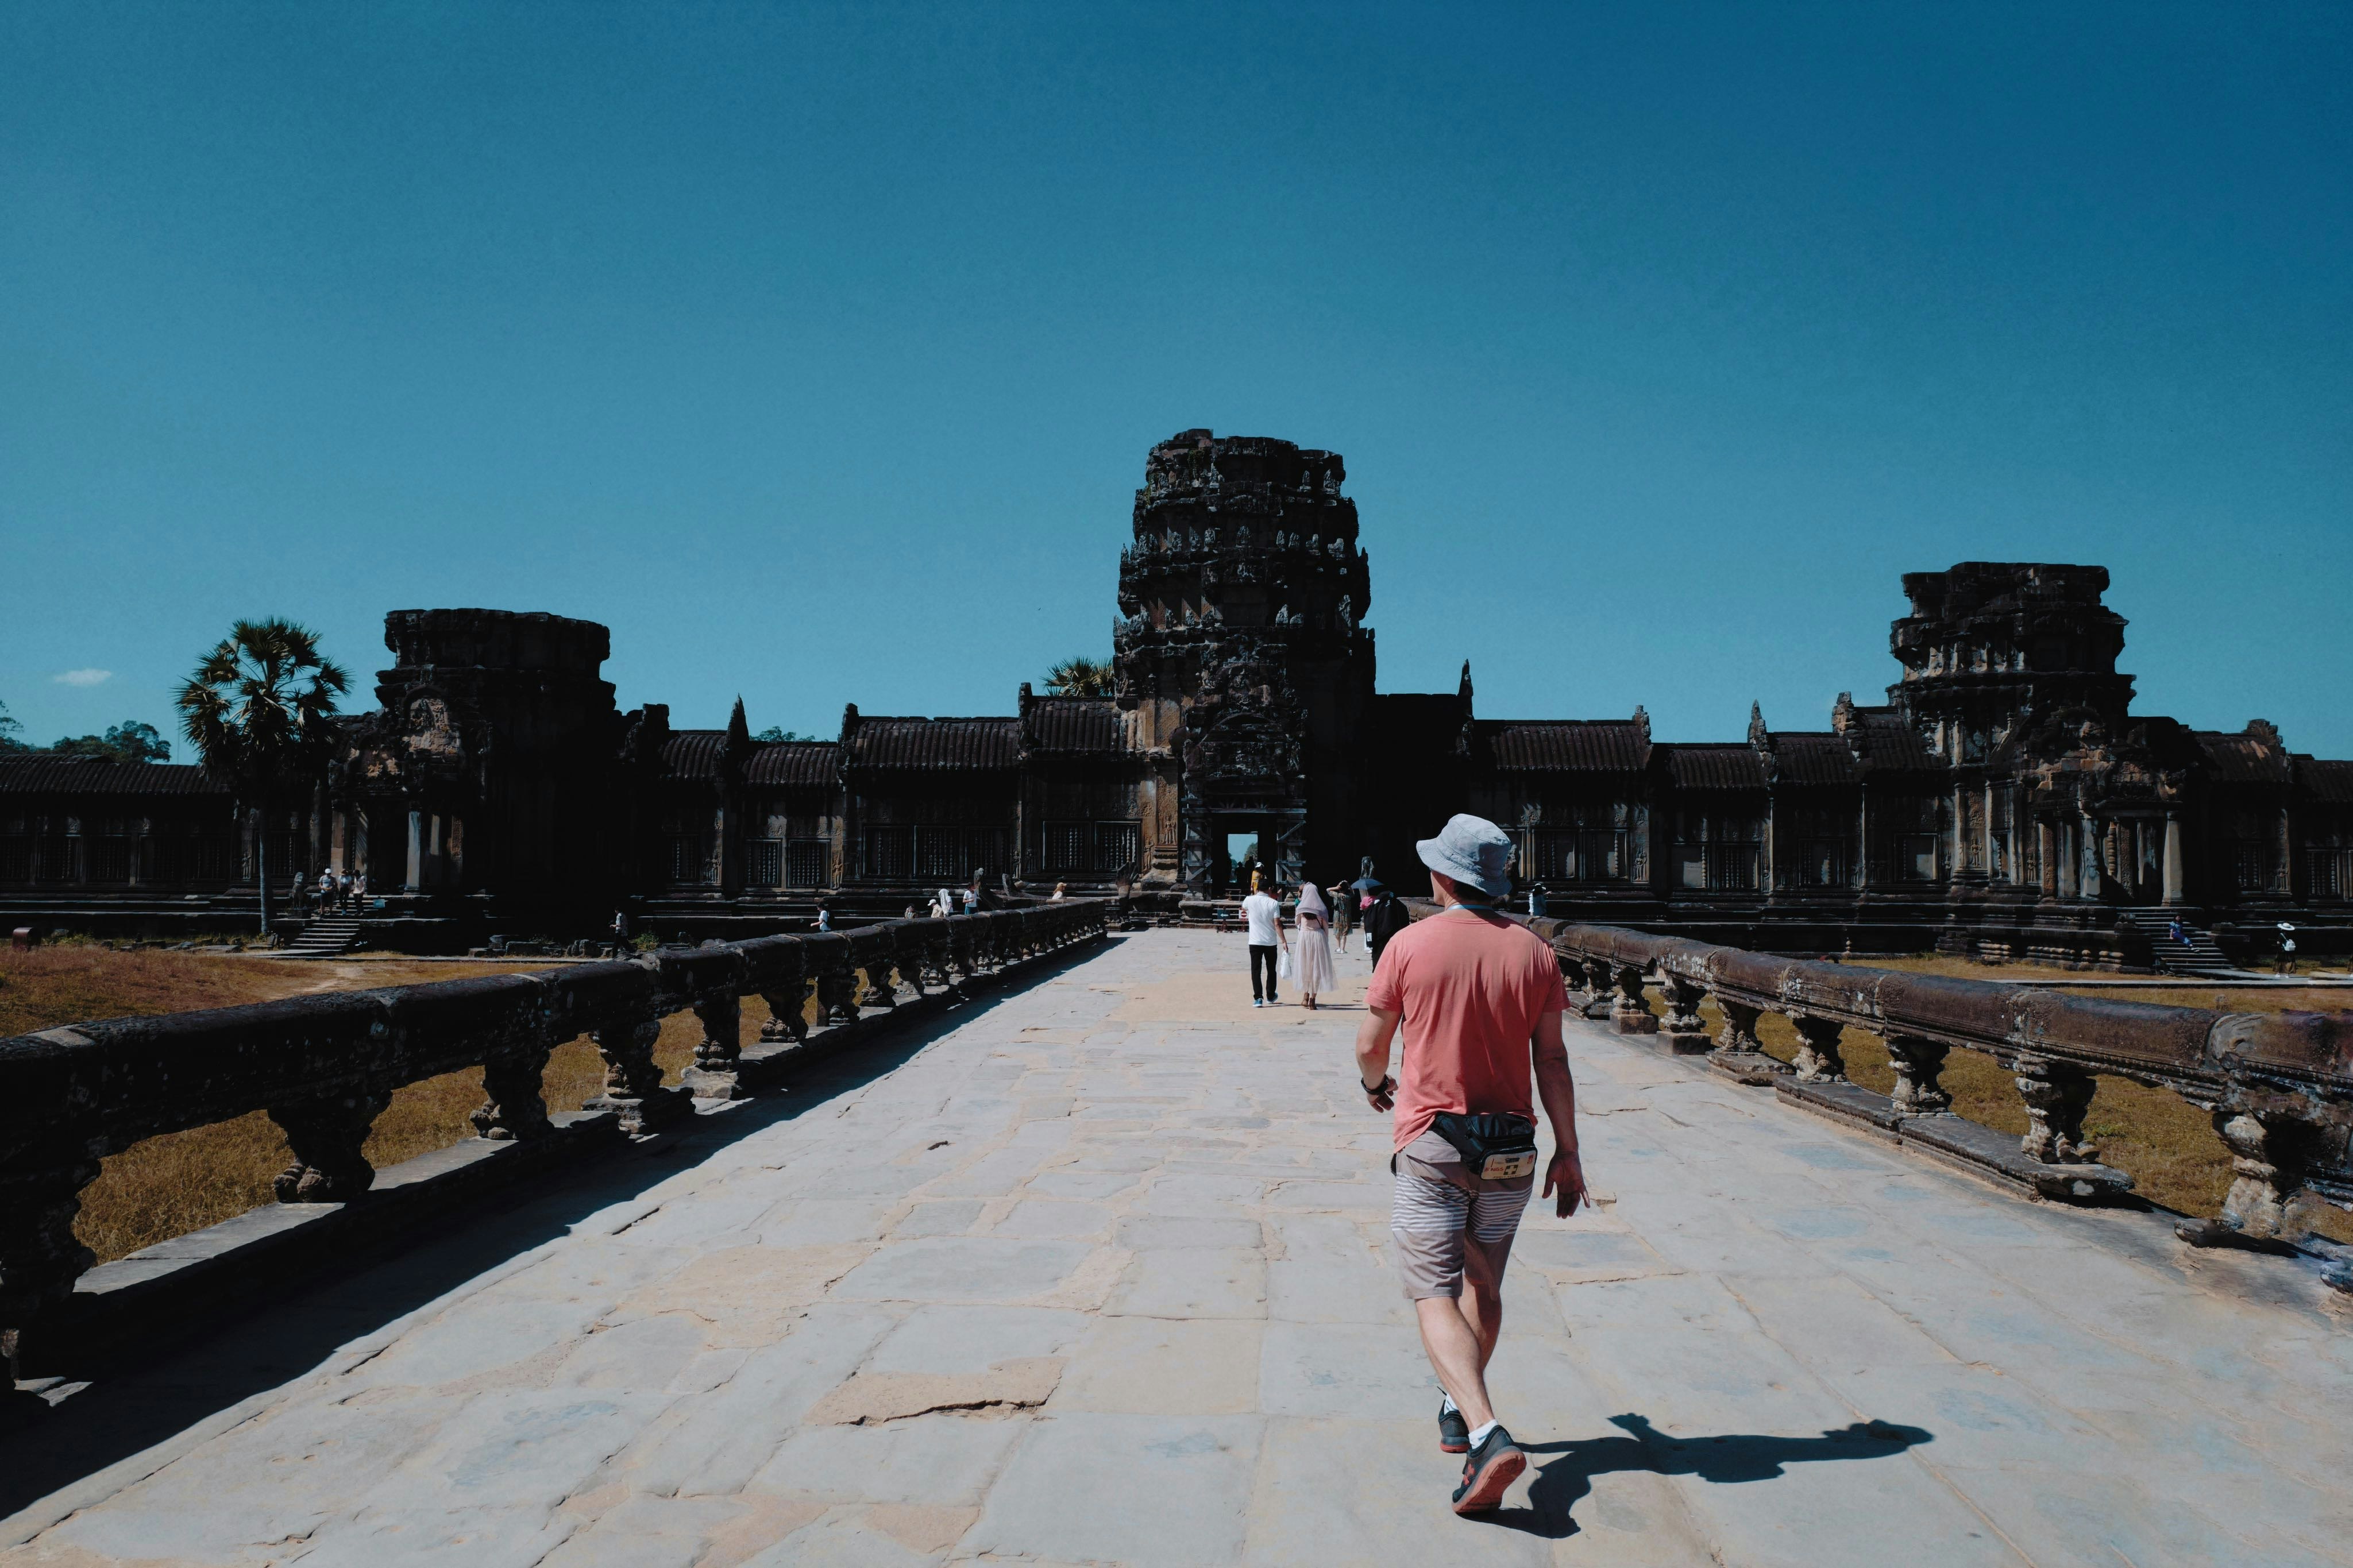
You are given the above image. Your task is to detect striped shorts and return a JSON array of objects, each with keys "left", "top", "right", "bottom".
[{"left": 1390, "top": 1129, "right": 1534, "bottom": 1300}]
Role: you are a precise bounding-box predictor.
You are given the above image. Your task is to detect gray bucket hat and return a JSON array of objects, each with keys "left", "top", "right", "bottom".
[{"left": 1416, "top": 813, "right": 1515, "bottom": 899}]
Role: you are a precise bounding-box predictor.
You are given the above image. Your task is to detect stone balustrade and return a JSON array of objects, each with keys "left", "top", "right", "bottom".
[
  {"left": 0, "top": 898, "right": 1110, "bottom": 1373},
  {"left": 1532, "top": 918, "right": 2353, "bottom": 1256}
]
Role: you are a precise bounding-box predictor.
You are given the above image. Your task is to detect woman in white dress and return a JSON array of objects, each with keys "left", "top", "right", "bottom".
[{"left": 1293, "top": 883, "right": 1337, "bottom": 1009}]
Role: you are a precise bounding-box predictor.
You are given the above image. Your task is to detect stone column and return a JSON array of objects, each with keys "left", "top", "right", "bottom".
[
  {"left": 473, "top": 1040, "right": 554, "bottom": 1141},
  {"left": 269, "top": 1089, "right": 393, "bottom": 1202},
  {"left": 2212, "top": 1109, "right": 2308, "bottom": 1242},
  {"left": 2013, "top": 1055, "right": 2096, "bottom": 1164},
  {"left": 1884, "top": 1034, "right": 1952, "bottom": 1117},
  {"left": 1658, "top": 975, "right": 1708, "bottom": 1055},
  {"left": 2038, "top": 820, "right": 2058, "bottom": 898},
  {"left": 1611, "top": 965, "right": 1658, "bottom": 1034},
  {"left": 2162, "top": 814, "right": 2185, "bottom": 906},
  {"left": 405, "top": 809, "right": 425, "bottom": 892},
  {"left": 587, "top": 1012, "right": 689, "bottom": 1133},
  {"left": 759, "top": 985, "right": 811, "bottom": 1044},
  {"left": 1714, "top": 998, "right": 1765, "bottom": 1055},
  {"left": 2056, "top": 820, "right": 2077, "bottom": 900},
  {"left": 682, "top": 992, "right": 746, "bottom": 1100},
  {"left": 1789, "top": 1017, "right": 1847, "bottom": 1082},
  {"left": 0, "top": 1152, "right": 102, "bottom": 1345}
]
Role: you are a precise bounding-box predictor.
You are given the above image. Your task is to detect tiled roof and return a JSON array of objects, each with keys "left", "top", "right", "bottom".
[
  {"left": 1664, "top": 745, "right": 1768, "bottom": 790},
  {"left": 850, "top": 717, "right": 1021, "bottom": 771},
  {"left": 0, "top": 756, "right": 230, "bottom": 797},
  {"left": 1025, "top": 698, "right": 1124, "bottom": 753},
  {"left": 2196, "top": 731, "right": 2293, "bottom": 786},
  {"left": 1770, "top": 733, "right": 1861, "bottom": 786},
  {"left": 1480, "top": 721, "right": 1648, "bottom": 772},
  {"left": 660, "top": 730, "right": 731, "bottom": 780},
  {"left": 745, "top": 742, "right": 839, "bottom": 787},
  {"left": 1851, "top": 719, "right": 1938, "bottom": 772},
  {"left": 2302, "top": 758, "right": 2353, "bottom": 805}
]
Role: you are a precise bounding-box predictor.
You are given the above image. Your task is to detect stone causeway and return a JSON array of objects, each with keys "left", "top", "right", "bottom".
[{"left": 4, "top": 928, "right": 2350, "bottom": 1566}]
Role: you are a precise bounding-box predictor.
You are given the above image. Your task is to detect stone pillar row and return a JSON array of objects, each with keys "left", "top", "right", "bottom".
[{"left": 0, "top": 901, "right": 1116, "bottom": 1355}]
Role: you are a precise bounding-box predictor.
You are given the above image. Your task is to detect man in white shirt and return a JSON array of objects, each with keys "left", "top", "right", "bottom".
[{"left": 1242, "top": 882, "right": 1287, "bottom": 1008}]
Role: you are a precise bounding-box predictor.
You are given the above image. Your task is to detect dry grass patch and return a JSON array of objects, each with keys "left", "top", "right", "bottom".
[{"left": 3, "top": 945, "right": 819, "bottom": 1262}]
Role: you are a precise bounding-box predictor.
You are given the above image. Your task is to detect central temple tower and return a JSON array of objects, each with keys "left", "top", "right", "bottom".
[{"left": 1112, "top": 430, "right": 1375, "bottom": 893}]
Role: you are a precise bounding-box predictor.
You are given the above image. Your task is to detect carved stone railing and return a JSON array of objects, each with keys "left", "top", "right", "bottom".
[
  {"left": 1534, "top": 919, "right": 2353, "bottom": 1254},
  {"left": 0, "top": 898, "right": 1112, "bottom": 1373}
]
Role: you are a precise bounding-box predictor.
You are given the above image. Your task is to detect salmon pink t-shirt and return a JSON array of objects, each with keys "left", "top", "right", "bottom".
[{"left": 1365, "top": 906, "right": 1568, "bottom": 1152}]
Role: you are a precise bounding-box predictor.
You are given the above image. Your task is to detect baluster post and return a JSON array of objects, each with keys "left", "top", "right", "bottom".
[
  {"left": 0, "top": 1150, "right": 102, "bottom": 1355},
  {"left": 588, "top": 1010, "right": 689, "bottom": 1133},
  {"left": 1789, "top": 1016, "right": 1847, "bottom": 1082},
  {"left": 1658, "top": 974, "right": 1709, "bottom": 1055},
  {"left": 2013, "top": 1055, "right": 2096, "bottom": 1163},
  {"left": 682, "top": 991, "right": 746, "bottom": 1099},
  {"left": 270, "top": 1088, "right": 392, "bottom": 1201},
  {"left": 473, "top": 1036, "right": 554, "bottom": 1141},
  {"left": 1611, "top": 964, "right": 1658, "bottom": 1034},
  {"left": 1714, "top": 996, "right": 1765, "bottom": 1055},
  {"left": 1884, "top": 1033, "right": 1953, "bottom": 1117},
  {"left": 759, "top": 983, "right": 811, "bottom": 1045}
]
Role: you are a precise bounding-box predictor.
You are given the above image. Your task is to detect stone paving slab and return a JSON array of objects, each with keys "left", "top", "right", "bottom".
[{"left": 3, "top": 929, "right": 2353, "bottom": 1565}]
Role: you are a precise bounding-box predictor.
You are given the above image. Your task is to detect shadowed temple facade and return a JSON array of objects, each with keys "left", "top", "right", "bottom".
[{"left": 5, "top": 428, "right": 2349, "bottom": 964}]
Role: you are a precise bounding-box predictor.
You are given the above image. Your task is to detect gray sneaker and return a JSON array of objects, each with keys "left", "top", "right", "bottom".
[
  {"left": 1437, "top": 1401, "right": 1469, "bottom": 1454},
  {"left": 1451, "top": 1424, "right": 1526, "bottom": 1514}
]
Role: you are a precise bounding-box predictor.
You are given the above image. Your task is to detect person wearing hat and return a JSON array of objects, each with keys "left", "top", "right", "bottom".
[{"left": 1354, "top": 813, "right": 1584, "bottom": 1515}]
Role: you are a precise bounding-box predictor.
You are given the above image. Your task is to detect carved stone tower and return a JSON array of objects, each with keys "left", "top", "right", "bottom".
[
  {"left": 1112, "top": 430, "right": 1375, "bottom": 893},
  {"left": 1888, "top": 563, "right": 2135, "bottom": 765}
]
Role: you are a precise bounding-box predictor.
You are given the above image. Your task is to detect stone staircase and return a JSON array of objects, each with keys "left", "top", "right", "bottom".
[
  {"left": 285, "top": 913, "right": 365, "bottom": 957},
  {"left": 2115, "top": 909, "right": 2238, "bottom": 976}
]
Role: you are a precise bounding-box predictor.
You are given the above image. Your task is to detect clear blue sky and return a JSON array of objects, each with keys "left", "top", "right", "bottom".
[{"left": 3, "top": 3, "right": 2347, "bottom": 756}]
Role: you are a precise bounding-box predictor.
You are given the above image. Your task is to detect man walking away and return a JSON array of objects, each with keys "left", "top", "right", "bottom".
[
  {"left": 1355, "top": 814, "right": 1584, "bottom": 1515},
  {"left": 1243, "top": 879, "right": 1286, "bottom": 1007},
  {"left": 1365, "top": 884, "right": 1411, "bottom": 964}
]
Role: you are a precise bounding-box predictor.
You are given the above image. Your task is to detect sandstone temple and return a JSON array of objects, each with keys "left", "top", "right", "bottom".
[{"left": 4, "top": 430, "right": 2348, "bottom": 965}]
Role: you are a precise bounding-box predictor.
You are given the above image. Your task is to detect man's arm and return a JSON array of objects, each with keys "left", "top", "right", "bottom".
[
  {"left": 1355, "top": 1005, "right": 1400, "bottom": 1111},
  {"left": 1532, "top": 1009, "right": 1585, "bottom": 1218}
]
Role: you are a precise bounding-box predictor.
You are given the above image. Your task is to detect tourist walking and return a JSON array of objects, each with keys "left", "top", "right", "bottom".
[
  {"left": 1326, "top": 880, "right": 1354, "bottom": 944},
  {"left": 963, "top": 876, "right": 983, "bottom": 916},
  {"left": 936, "top": 886, "right": 956, "bottom": 919},
  {"left": 1294, "top": 883, "right": 1336, "bottom": 1008},
  {"left": 1365, "top": 883, "right": 1411, "bottom": 964},
  {"left": 1243, "top": 879, "right": 1286, "bottom": 1007},
  {"left": 1353, "top": 813, "right": 1583, "bottom": 1515}
]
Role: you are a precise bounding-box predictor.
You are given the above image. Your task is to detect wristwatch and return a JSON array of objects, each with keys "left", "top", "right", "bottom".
[{"left": 1361, "top": 1073, "right": 1395, "bottom": 1096}]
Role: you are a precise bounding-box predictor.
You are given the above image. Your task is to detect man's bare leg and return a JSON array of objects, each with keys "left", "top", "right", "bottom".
[{"left": 1415, "top": 1235, "right": 1512, "bottom": 1427}]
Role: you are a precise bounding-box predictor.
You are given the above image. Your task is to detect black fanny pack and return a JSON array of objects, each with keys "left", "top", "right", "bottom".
[{"left": 1430, "top": 1112, "right": 1540, "bottom": 1181}]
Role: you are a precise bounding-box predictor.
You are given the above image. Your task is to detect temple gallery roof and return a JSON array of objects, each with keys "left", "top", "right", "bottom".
[
  {"left": 848, "top": 717, "right": 1023, "bottom": 771},
  {"left": 1023, "top": 698, "right": 1124, "bottom": 754},
  {"left": 2303, "top": 758, "right": 2353, "bottom": 804},
  {"left": 1768, "top": 733, "right": 1863, "bottom": 786},
  {"left": 1664, "top": 744, "right": 1769, "bottom": 791},
  {"left": 0, "top": 756, "right": 229, "bottom": 797},
  {"left": 746, "top": 741, "right": 842, "bottom": 787},
  {"left": 2195, "top": 729, "right": 2295, "bottom": 786},
  {"left": 1479, "top": 721, "right": 1650, "bottom": 772}
]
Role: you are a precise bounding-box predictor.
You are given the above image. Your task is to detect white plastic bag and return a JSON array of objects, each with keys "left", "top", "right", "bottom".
[{"left": 1277, "top": 946, "right": 1295, "bottom": 980}]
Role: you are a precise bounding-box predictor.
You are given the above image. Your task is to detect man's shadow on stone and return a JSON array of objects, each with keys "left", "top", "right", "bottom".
[{"left": 1475, "top": 1412, "right": 1934, "bottom": 1539}]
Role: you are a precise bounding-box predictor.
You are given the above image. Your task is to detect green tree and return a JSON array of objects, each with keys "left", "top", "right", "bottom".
[
  {"left": 0, "top": 699, "right": 25, "bottom": 754},
  {"left": 753, "top": 726, "right": 820, "bottom": 743},
  {"left": 1044, "top": 656, "right": 1115, "bottom": 697},
  {"left": 47, "top": 720, "right": 172, "bottom": 763},
  {"left": 176, "top": 621, "right": 349, "bottom": 936}
]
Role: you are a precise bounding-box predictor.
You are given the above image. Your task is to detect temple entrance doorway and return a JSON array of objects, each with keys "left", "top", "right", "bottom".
[{"left": 1219, "top": 828, "right": 1263, "bottom": 895}]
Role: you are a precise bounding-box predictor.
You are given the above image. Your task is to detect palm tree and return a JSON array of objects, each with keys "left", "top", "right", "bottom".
[
  {"left": 1044, "top": 656, "right": 1115, "bottom": 697},
  {"left": 176, "top": 620, "right": 350, "bottom": 936}
]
